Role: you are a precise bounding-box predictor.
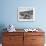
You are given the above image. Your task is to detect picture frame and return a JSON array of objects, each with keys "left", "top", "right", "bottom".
[{"left": 17, "top": 7, "right": 35, "bottom": 21}]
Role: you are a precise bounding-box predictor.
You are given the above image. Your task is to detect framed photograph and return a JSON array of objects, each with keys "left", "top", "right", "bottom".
[{"left": 17, "top": 7, "right": 35, "bottom": 21}]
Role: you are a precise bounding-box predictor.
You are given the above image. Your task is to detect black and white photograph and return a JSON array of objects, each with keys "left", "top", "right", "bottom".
[{"left": 18, "top": 7, "right": 35, "bottom": 21}]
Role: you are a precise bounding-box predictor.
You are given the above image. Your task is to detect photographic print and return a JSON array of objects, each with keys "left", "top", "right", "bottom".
[{"left": 17, "top": 7, "right": 35, "bottom": 21}]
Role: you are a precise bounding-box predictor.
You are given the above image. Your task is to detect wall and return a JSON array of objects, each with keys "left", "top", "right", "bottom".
[
  {"left": 0, "top": 0, "right": 46, "bottom": 30},
  {"left": 0, "top": 0, "right": 46, "bottom": 44}
]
